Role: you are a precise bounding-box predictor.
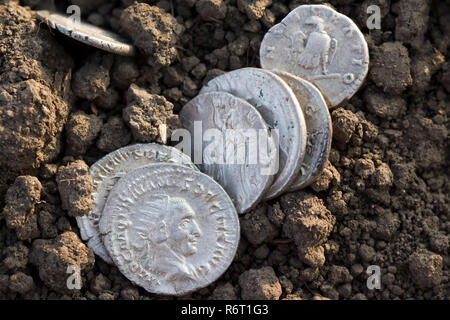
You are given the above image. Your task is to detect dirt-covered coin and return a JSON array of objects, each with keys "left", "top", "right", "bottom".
[
  {"left": 260, "top": 5, "right": 369, "bottom": 106},
  {"left": 76, "top": 143, "right": 198, "bottom": 263},
  {"left": 200, "top": 68, "right": 307, "bottom": 200},
  {"left": 179, "top": 91, "right": 278, "bottom": 214},
  {"left": 274, "top": 71, "right": 332, "bottom": 191},
  {"left": 36, "top": 10, "right": 136, "bottom": 56},
  {"left": 99, "top": 163, "right": 240, "bottom": 296}
]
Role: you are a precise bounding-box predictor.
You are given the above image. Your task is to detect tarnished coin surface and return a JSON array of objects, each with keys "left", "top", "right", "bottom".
[
  {"left": 99, "top": 163, "right": 240, "bottom": 296},
  {"left": 76, "top": 143, "right": 198, "bottom": 264},
  {"left": 274, "top": 71, "right": 332, "bottom": 191},
  {"left": 260, "top": 5, "right": 369, "bottom": 106},
  {"left": 200, "top": 68, "right": 307, "bottom": 200},
  {"left": 36, "top": 10, "right": 136, "bottom": 56},
  {"left": 179, "top": 91, "right": 277, "bottom": 214}
]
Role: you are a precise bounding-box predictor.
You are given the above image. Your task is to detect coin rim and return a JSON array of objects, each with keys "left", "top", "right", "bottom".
[
  {"left": 36, "top": 10, "right": 136, "bottom": 56},
  {"left": 200, "top": 67, "right": 307, "bottom": 200},
  {"left": 274, "top": 71, "right": 332, "bottom": 190},
  {"left": 260, "top": 4, "right": 369, "bottom": 107},
  {"left": 179, "top": 91, "right": 277, "bottom": 214},
  {"left": 99, "top": 163, "right": 240, "bottom": 296},
  {"left": 76, "top": 143, "right": 199, "bottom": 264}
]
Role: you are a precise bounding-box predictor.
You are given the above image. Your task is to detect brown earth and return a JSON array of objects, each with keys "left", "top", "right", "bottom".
[{"left": 0, "top": 0, "right": 448, "bottom": 300}]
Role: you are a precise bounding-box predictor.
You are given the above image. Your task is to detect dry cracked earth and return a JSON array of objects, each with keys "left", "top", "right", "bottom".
[{"left": 0, "top": 0, "right": 448, "bottom": 300}]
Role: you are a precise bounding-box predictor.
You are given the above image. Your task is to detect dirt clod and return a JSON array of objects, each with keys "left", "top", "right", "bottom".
[
  {"left": 239, "top": 266, "right": 282, "bottom": 300},
  {"left": 65, "top": 111, "right": 103, "bottom": 156},
  {"left": 408, "top": 249, "right": 443, "bottom": 289},
  {"left": 3, "top": 176, "right": 42, "bottom": 241},
  {"left": 369, "top": 42, "right": 413, "bottom": 95},
  {"left": 56, "top": 161, "right": 93, "bottom": 218},
  {"left": 281, "top": 192, "right": 336, "bottom": 268},
  {"left": 120, "top": 3, "right": 182, "bottom": 67},
  {"left": 29, "top": 231, "right": 94, "bottom": 293},
  {"left": 123, "top": 84, "right": 181, "bottom": 143}
]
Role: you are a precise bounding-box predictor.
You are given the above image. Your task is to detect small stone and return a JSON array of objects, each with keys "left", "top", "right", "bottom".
[
  {"left": 163, "top": 66, "right": 184, "bottom": 87},
  {"left": 372, "top": 211, "right": 400, "bottom": 241},
  {"left": 279, "top": 275, "right": 293, "bottom": 294},
  {"left": 203, "top": 68, "right": 226, "bottom": 85},
  {"left": 0, "top": 80, "right": 69, "bottom": 170},
  {"left": 98, "top": 292, "right": 115, "bottom": 300},
  {"left": 228, "top": 35, "right": 249, "bottom": 57},
  {"left": 351, "top": 293, "right": 367, "bottom": 300}
]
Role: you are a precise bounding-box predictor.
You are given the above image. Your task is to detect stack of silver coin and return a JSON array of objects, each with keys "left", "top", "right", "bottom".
[
  {"left": 72, "top": 4, "right": 368, "bottom": 296},
  {"left": 180, "top": 4, "right": 369, "bottom": 211},
  {"left": 77, "top": 144, "right": 240, "bottom": 296}
]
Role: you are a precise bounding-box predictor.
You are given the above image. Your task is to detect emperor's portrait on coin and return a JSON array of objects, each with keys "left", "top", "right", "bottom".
[{"left": 130, "top": 195, "right": 203, "bottom": 283}]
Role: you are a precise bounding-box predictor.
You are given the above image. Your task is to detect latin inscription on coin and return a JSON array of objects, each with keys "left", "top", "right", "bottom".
[
  {"left": 260, "top": 5, "right": 369, "bottom": 106},
  {"left": 99, "top": 164, "right": 240, "bottom": 296},
  {"left": 76, "top": 143, "right": 198, "bottom": 263}
]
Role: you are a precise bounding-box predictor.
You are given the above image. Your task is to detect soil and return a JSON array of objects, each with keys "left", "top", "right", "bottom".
[{"left": 0, "top": 0, "right": 448, "bottom": 300}]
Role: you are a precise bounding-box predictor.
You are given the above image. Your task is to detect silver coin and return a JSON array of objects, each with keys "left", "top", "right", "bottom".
[
  {"left": 274, "top": 71, "right": 332, "bottom": 191},
  {"left": 76, "top": 143, "right": 198, "bottom": 264},
  {"left": 99, "top": 163, "right": 240, "bottom": 296},
  {"left": 179, "top": 91, "right": 277, "bottom": 214},
  {"left": 200, "top": 68, "right": 307, "bottom": 200},
  {"left": 36, "top": 10, "right": 136, "bottom": 56},
  {"left": 260, "top": 5, "right": 369, "bottom": 107}
]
